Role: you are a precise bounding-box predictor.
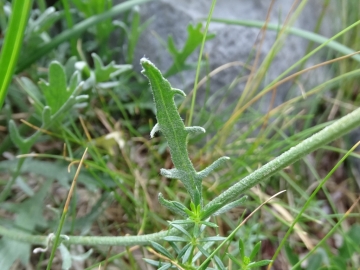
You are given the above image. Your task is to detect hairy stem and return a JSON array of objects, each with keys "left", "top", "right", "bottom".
[
  {"left": 1, "top": 106, "right": 360, "bottom": 247},
  {"left": 204, "top": 106, "right": 360, "bottom": 211}
]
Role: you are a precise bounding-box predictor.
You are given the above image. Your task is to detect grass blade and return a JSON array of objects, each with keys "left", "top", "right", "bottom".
[{"left": 0, "top": 0, "right": 33, "bottom": 108}]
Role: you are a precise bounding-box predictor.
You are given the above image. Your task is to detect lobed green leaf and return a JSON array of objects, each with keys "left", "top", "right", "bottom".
[
  {"left": 141, "top": 58, "right": 229, "bottom": 209},
  {"left": 39, "top": 61, "right": 73, "bottom": 114}
]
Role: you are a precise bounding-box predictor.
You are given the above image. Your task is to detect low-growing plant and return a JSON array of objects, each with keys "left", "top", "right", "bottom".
[
  {"left": 1, "top": 56, "right": 360, "bottom": 269},
  {"left": 1, "top": 0, "right": 360, "bottom": 269}
]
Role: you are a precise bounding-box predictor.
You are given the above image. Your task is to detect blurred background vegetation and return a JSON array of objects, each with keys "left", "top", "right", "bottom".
[{"left": 0, "top": 0, "right": 359, "bottom": 269}]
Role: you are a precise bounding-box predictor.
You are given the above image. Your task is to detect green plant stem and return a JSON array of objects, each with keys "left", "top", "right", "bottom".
[
  {"left": 46, "top": 149, "right": 87, "bottom": 269},
  {"left": 15, "top": 0, "right": 151, "bottom": 73},
  {"left": 1, "top": 106, "right": 360, "bottom": 247},
  {"left": 291, "top": 197, "right": 360, "bottom": 270},
  {"left": 0, "top": 224, "right": 169, "bottom": 246},
  {"left": 0, "top": 0, "right": 33, "bottom": 109},
  {"left": 270, "top": 141, "right": 360, "bottom": 269},
  {"left": 204, "top": 106, "right": 360, "bottom": 211}
]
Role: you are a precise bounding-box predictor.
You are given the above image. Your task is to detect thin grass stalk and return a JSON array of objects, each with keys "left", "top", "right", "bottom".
[
  {"left": 268, "top": 141, "right": 360, "bottom": 269},
  {"left": 46, "top": 148, "right": 88, "bottom": 269},
  {"left": 291, "top": 195, "right": 360, "bottom": 270},
  {"left": 210, "top": 18, "right": 360, "bottom": 63},
  {"left": 187, "top": 0, "right": 217, "bottom": 127},
  {"left": 204, "top": 106, "right": 360, "bottom": 211}
]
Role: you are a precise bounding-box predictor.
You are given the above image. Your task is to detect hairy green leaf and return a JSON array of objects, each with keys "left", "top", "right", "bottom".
[{"left": 140, "top": 58, "right": 229, "bottom": 207}]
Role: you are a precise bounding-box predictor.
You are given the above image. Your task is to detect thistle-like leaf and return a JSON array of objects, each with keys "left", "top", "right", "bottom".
[
  {"left": 39, "top": 61, "right": 73, "bottom": 114},
  {"left": 166, "top": 23, "right": 215, "bottom": 77},
  {"left": 196, "top": 157, "right": 230, "bottom": 180},
  {"left": 92, "top": 53, "right": 132, "bottom": 82},
  {"left": 9, "top": 120, "right": 27, "bottom": 149},
  {"left": 160, "top": 168, "right": 186, "bottom": 179},
  {"left": 141, "top": 58, "right": 229, "bottom": 208}
]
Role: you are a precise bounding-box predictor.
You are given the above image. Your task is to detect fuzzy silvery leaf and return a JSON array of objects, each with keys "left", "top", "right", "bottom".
[
  {"left": 19, "top": 77, "right": 43, "bottom": 111},
  {"left": 143, "top": 258, "right": 163, "bottom": 267},
  {"left": 177, "top": 243, "right": 191, "bottom": 260},
  {"left": 0, "top": 180, "right": 53, "bottom": 269},
  {"left": 141, "top": 58, "right": 229, "bottom": 209},
  {"left": 170, "top": 220, "right": 194, "bottom": 225},
  {"left": 163, "top": 236, "right": 188, "bottom": 242},
  {"left": 0, "top": 239, "right": 30, "bottom": 270},
  {"left": 196, "top": 156, "right": 230, "bottom": 180},
  {"left": 247, "top": 260, "right": 273, "bottom": 268},
  {"left": 185, "top": 126, "right": 206, "bottom": 134},
  {"left": 213, "top": 255, "right": 226, "bottom": 269},
  {"left": 141, "top": 58, "right": 199, "bottom": 201},
  {"left": 69, "top": 248, "right": 93, "bottom": 263},
  {"left": 199, "top": 221, "right": 218, "bottom": 228},
  {"left": 181, "top": 244, "right": 193, "bottom": 264},
  {"left": 59, "top": 244, "right": 72, "bottom": 270},
  {"left": 193, "top": 241, "right": 214, "bottom": 262},
  {"left": 169, "top": 223, "right": 191, "bottom": 239},
  {"left": 199, "top": 236, "right": 226, "bottom": 242},
  {"left": 150, "top": 241, "right": 174, "bottom": 260},
  {"left": 195, "top": 244, "right": 211, "bottom": 259},
  {"left": 158, "top": 263, "right": 173, "bottom": 270},
  {"left": 199, "top": 203, "right": 223, "bottom": 220},
  {"left": 8, "top": 120, "right": 29, "bottom": 150},
  {"left": 150, "top": 123, "right": 160, "bottom": 138},
  {"left": 168, "top": 242, "right": 181, "bottom": 255}
]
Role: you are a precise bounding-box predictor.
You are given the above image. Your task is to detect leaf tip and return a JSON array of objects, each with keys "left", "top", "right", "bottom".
[{"left": 150, "top": 123, "right": 160, "bottom": 138}]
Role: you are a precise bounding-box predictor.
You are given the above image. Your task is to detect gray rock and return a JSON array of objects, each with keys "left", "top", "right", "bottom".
[
  {"left": 134, "top": 0, "right": 335, "bottom": 110},
  {"left": 130, "top": 0, "right": 360, "bottom": 174}
]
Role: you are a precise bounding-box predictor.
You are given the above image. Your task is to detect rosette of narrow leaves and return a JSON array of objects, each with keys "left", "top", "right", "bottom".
[
  {"left": 140, "top": 58, "right": 258, "bottom": 270},
  {"left": 144, "top": 220, "right": 226, "bottom": 269},
  {"left": 140, "top": 58, "right": 229, "bottom": 208},
  {"left": 227, "top": 239, "right": 272, "bottom": 270},
  {"left": 9, "top": 61, "right": 87, "bottom": 152}
]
